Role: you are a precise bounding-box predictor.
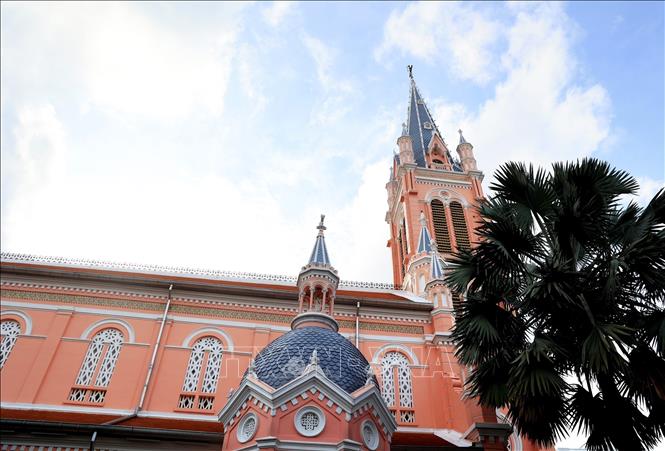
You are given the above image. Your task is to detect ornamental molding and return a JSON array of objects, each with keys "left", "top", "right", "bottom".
[
  {"left": 0, "top": 287, "right": 425, "bottom": 335},
  {"left": 219, "top": 366, "right": 397, "bottom": 440}
]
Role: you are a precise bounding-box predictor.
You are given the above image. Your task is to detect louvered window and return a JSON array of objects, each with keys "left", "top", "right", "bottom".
[
  {"left": 1, "top": 320, "right": 21, "bottom": 369},
  {"left": 449, "top": 201, "right": 470, "bottom": 250},
  {"left": 397, "top": 228, "right": 406, "bottom": 278},
  {"left": 430, "top": 200, "right": 452, "bottom": 253},
  {"left": 178, "top": 336, "right": 223, "bottom": 411},
  {"left": 381, "top": 352, "right": 415, "bottom": 424},
  {"left": 68, "top": 328, "right": 123, "bottom": 404}
]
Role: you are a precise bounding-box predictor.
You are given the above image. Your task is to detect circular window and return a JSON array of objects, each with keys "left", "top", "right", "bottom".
[
  {"left": 361, "top": 419, "right": 379, "bottom": 450},
  {"left": 237, "top": 413, "right": 258, "bottom": 443},
  {"left": 294, "top": 406, "right": 325, "bottom": 437}
]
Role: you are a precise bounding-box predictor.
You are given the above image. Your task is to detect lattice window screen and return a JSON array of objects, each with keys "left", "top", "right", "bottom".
[
  {"left": 181, "top": 336, "right": 223, "bottom": 393},
  {"left": 1, "top": 320, "right": 21, "bottom": 369},
  {"left": 449, "top": 201, "right": 470, "bottom": 250},
  {"left": 380, "top": 352, "right": 413, "bottom": 408},
  {"left": 431, "top": 200, "right": 452, "bottom": 253},
  {"left": 74, "top": 328, "right": 123, "bottom": 387}
]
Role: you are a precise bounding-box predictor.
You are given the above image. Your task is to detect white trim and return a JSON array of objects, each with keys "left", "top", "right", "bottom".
[
  {"left": 371, "top": 343, "right": 420, "bottom": 365},
  {"left": 182, "top": 327, "right": 235, "bottom": 352},
  {"left": 0, "top": 401, "right": 133, "bottom": 416},
  {"left": 0, "top": 309, "right": 33, "bottom": 334},
  {"left": 81, "top": 318, "right": 136, "bottom": 343},
  {"left": 424, "top": 187, "right": 470, "bottom": 207},
  {"left": 137, "top": 409, "right": 218, "bottom": 422},
  {"left": 0, "top": 401, "right": 220, "bottom": 422},
  {"left": 294, "top": 405, "right": 326, "bottom": 437}
]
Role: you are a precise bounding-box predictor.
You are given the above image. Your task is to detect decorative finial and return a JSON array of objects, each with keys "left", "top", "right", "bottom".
[
  {"left": 365, "top": 365, "right": 374, "bottom": 386},
  {"left": 402, "top": 122, "right": 408, "bottom": 136},
  {"left": 458, "top": 129, "right": 468, "bottom": 145},
  {"left": 305, "top": 350, "right": 320, "bottom": 373},
  {"left": 317, "top": 214, "right": 326, "bottom": 236},
  {"left": 407, "top": 64, "right": 413, "bottom": 79},
  {"left": 248, "top": 359, "right": 257, "bottom": 378}
]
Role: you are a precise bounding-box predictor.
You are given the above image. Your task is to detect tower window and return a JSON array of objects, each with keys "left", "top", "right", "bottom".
[
  {"left": 430, "top": 200, "right": 452, "bottom": 254},
  {"left": 1, "top": 320, "right": 21, "bottom": 369},
  {"left": 179, "top": 336, "right": 223, "bottom": 411},
  {"left": 449, "top": 201, "right": 470, "bottom": 251},
  {"left": 423, "top": 122, "right": 432, "bottom": 129}
]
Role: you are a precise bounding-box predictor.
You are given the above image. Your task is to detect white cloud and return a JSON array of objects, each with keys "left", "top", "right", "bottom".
[
  {"left": 262, "top": 1, "right": 296, "bottom": 28},
  {"left": 2, "top": 104, "right": 68, "bottom": 252},
  {"left": 375, "top": 2, "right": 503, "bottom": 84},
  {"left": 416, "top": 3, "right": 612, "bottom": 187},
  {"left": 2, "top": 3, "right": 241, "bottom": 120},
  {"left": 634, "top": 176, "right": 664, "bottom": 207},
  {"left": 237, "top": 44, "right": 268, "bottom": 113},
  {"left": 302, "top": 34, "right": 356, "bottom": 125}
]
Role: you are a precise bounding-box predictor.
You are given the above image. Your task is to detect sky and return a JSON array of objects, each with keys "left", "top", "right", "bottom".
[{"left": 1, "top": 2, "right": 664, "bottom": 448}]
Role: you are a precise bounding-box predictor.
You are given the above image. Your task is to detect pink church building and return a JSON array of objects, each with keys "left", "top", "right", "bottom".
[{"left": 1, "top": 72, "right": 552, "bottom": 451}]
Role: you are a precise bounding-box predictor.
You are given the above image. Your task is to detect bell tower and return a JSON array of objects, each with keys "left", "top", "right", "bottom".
[{"left": 386, "top": 67, "right": 485, "bottom": 299}]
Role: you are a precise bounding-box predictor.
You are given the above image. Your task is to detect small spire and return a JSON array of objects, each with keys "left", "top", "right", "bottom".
[
  {"left": 401, "top": 122, "right": 408, "bottom": 136},
  {"left": 309, "top": 215, "right": 331, "bottom": 265},
  {"left": 430, "top": 239, "right": 445, "bottom": 279},
  {"left": 417, "top": 211, "right": 433, "bottom": 254},
  {"left": 458, "top": 129, "right": 468, "bottom": 145}
]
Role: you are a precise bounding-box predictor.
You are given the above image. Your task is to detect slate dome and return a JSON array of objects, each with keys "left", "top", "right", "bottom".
[{"left": 252, "top": 326, "right": 374, "bottom": 394}]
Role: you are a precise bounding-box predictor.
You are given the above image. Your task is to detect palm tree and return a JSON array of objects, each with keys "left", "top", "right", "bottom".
[{"left": 446, "top": 158, "right": 664, "bottom": 451}]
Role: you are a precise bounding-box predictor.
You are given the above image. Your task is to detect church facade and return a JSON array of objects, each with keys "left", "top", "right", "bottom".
[{"left": 0, "top": 73, "right": 550, "bottom": 451}]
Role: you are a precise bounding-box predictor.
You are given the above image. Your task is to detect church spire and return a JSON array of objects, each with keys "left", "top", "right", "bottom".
[{"left": 405, "top": 66, "right": 443, "bottom": 168}]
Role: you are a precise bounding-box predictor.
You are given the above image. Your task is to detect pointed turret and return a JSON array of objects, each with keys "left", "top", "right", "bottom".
[
  {"left": 397, "top": 122, "right": 415, "bottom": 165},
  {"left": 416, "top": 212, "right": 433, "bottom": 254},
  {"left": 429, "top": 241, "right": 445, "bottom": 281},
  {"left": 425, "top": 239, "right": 450, "bottom": 308},
  {"left": 456, "top": 129, "right": 477, "bottom": 172},
  {"left": 294, "top": 215, "right": 340, "bottom": 332}
]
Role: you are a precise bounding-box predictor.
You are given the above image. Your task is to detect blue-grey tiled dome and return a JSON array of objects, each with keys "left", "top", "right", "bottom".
[{"left": 252, "top": 327, "right": 374, "bottom": 394}]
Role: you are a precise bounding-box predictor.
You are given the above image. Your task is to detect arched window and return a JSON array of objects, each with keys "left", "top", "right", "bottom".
[
  {"left": 1, "top": 320, "right": 21, "bottom": 369},
  {"left": 178, "top": 336, "right": 223, "bottom": 411},
  {"left": 69, "top": 328, "right": 124, "bottom": 404},
  {"left": 430, "top": 199, "right": 452, "bottom": 253},
  {"left": 381, "top": 352, "right": 415, "bottom": 424},
  {"left": 449, "top": 201, "right": 470, "bottom": 250}
]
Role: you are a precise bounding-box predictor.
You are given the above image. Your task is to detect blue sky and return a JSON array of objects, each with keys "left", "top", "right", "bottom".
[
  {"left": 1, "top": 3, "right": 663, "bottom": 447},
  {"left": 1, "top": 1, "right": 663, "bottom": 282}
]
